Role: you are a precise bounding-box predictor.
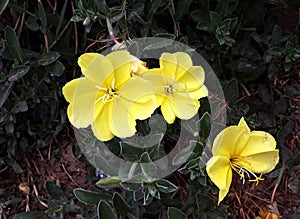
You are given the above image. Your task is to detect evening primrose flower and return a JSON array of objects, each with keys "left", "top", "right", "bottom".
[
  {"left": 62, "top": 50, "right": 156, "bottom": 141},
  {"left": 206, "top": 117, "right": 279, "bottom": 205},
  {"left": 143, "top": 52, "right": 208, "bottom": 124}
]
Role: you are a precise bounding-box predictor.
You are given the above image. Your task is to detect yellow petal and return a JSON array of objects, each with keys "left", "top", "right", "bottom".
[
  {"left": 206, "top": 155, "right": 232, "bottom": 204},
  {"left": 240, "top": 131, "right": 277, "bottom": 157},
  {"left": 118, "top": 76, "right": 156, "bottom": 120},
  {"left": 173, "top": 52, "right": 193, "bottom": 79},
  {"left": 161, "top": 100, "right": 176, "bottom": 124},
  {"left": 160, "top": 53, "right": 177, "bottom": 77},
  {"left": 177, "top": 66, "right": 205, "bottom": 91},
  {"left": 119, "top": 76, "right": 155, "bottom": 103},
  {"left": 212, "top": 126, "right": 247, "bottom": 157},
  {"left": 168, "top": 92, "right": 200, "bottom": 120},
  {"left": 242, "top": 150, "right": 279, "bottom": 173},
  {"left": 78, "top": 53, "right": 114, "bottom": 85},
  {"left": 238, "top": 117, "right": 251, "bottom": 133},
  {"left": 92, "top": 104, "right": 114, "bottom": 141},
  {"left": 188, "top": 85, "right": 208, "bottom": 99},
  {"left": 110, "top": 100, "right": 136, "bottom": 138},
  {"left": 218, "top": 188, "right": 230, "bottom": 206},
  {"left": 117, "top": 79, "right": 156, "bottom": 121},
  {"left": 128, "top": 98, "right": 157, "bottom": 120},
  {"left": 141, "top": 72, "right": 168, "bottom": 107},
  {"left": 107, "top": 50, "right": 131, "bottom": 87},
  {"left": 77, "top": 53, "right": 98, "bottom": 73},
  {"left": 62, "top": 78, "right": 80, "bottom": 103},
  {"left": 65, "top": 78, "right": 102, "bottom": 128},
  {"left": 143, "top": 71, "right": 168, "bottom": 91}
]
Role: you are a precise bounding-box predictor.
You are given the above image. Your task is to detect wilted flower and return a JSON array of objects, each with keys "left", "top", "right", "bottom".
[
  {"left": 206, "top": 117, "right": 279, "bottom": 205},
  {"left": 62, "top": 50, "right": 156, "bottom": 141},
  {"left": 255, "top": 202, "right": 282, "bottom": 219},
  {"left": 143, "top": 52, "right": 208, "bottom": 124},
  {"left": 130, "top": 55, "right": 148, "bottom": 76}
]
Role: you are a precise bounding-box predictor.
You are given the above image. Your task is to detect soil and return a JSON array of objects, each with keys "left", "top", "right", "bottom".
[{"left": 0, "top": 138, "right": 90, "bottom": 217}]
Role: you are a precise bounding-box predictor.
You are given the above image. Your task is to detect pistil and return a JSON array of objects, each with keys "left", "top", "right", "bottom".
[{"left": 230, "top": 156, "right": 264, "bottom": 185}]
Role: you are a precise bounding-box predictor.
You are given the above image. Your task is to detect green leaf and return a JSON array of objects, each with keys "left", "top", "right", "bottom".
[
  {"left": 11, "top": 211, "right": 46, "bottom": 219},
  {"left": 120, "top": 141, "right": 144, "bottom": 162},
  {"left": 8, "top": 65, "right": 30, "bottom": 82},
  {"left": 46, "top": 181, "right": 67, "bottom": 200},
  {"left": 155, "top": 179, "right": 177, "bottom": 193},
  {"left": 140, "top": 152, "right": 157, "bottom": 178},
  {"left": 172, "top": 140, "right": 196, "bottom": 165},
  {"left": 267, "top": 47, "right": 284, "bottom": 56},
  {"left": 120, "top": 174, "right": 146, "bottom": 191},
  {"left": 288, "top": 35, "right": 298, "bottom": 45},
  {"left": 210, "top": 11, "right": 222, "bottom": 30},
  {"left": 0, "top": 0, "right": 9, "bottom": 16},
  {"left": 144, "top": 0, "right": 162, "bottom": 20},
  {"left": 74, "top": 188, "right": 111, "bottom": 205},
  {"left": 143, "top": 39, "right": 173, "bottom": 50},
  {"left": 284, "top": 61, "right": 292, "bottom": 72},
  {"left": 112, "top": 192, "right": 133, "bottom": 216},
  {"left": 216, "top": 34, "right": 225, "bottom": 45},
  {"left": 50, "top": 61, "right": 65, "bottom": 76},
  {"left": 38, "top": 0, "right": 47, "bottom": 33},
  {"left": 0, "top": 81, "right": 14, "bottom": 108},
  {"left": 197, "top": 194, "right": 216, "bottom": 211},
  {"left": 198, "top": 175, "right": 207, "bottom": 186},
  {"left": 96, "top": 176, "right": 121, "bottom": 187},
  {"left": 175, "top": 0, "right": 192, "bottom": 21},
  {"left": 37, "top": 52, "right": 60, "bottom": 66},
  {"left": 198, "top": 112, "right": 211, "bottom": 141},
  {"left": 196, "top": 21, "right": 213, "bottom": 32},
  {"left": 4, "top": 26, "right": 22, "bottom": 63},
  {"left": 223, "top": 79, "right": 239, "bottom": 105},
  {"left": 215, "top": 0, "right": 229, "bottom": 18},
  {"left": 191, "top": 10, "right": 208, "bottom": 23},
  {"left": 167, "top": 207, "right": 187, "bottom": 219},
  {"left": 97, "top": 200, "right": 117, "bottom": 219},
  {"left": 94, "top": 154, "right": 118, "bottom": 176}
]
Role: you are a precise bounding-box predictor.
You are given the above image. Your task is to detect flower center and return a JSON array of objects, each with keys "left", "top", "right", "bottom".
[
  {"left": 230, "top": 156, "right": 264, "bottom": 185},
  {"left": 95, "top": 78, "right": 118, "bottom": 104},
  {"left": 163, "top": 72, "right": 183, "bottom": 95}
]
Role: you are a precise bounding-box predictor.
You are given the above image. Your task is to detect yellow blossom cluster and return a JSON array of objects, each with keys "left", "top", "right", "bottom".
[
  {"left": 62, "top": 50, "right": 207, "bottom": 141},
  {"left": 62, "top": 49, "right": 279, "bottom": 206}
]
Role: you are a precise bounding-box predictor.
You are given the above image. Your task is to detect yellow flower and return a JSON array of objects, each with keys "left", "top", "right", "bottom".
[
  {"left": 143, "top": 52, "right": 208, "bottom": 124},
  {"left": 62, "top": 50, "right": 156, "bottom": 141},
  {"left": 206, "top": 117, "right": 279, "bottom": 205}
]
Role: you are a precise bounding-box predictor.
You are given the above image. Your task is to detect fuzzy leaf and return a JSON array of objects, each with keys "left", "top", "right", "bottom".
[{"left": 97, "top": 200, "right": 117, "bottom": 219}]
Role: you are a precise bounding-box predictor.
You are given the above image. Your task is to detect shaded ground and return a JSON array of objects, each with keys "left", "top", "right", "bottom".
[{"left": 0, "top": 139, "right": 90, "bottom": 217}]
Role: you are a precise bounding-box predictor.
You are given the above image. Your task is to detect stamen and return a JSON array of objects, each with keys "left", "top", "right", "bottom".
[
  {"left": 95, "top": 85, "right": 107, "bottom": 91},
  {"left": 230, "top": 156, "right": 264, "bottom": 185},
  {"left": 94, "top": 78, "right": 118, "bottom": 104},
  {"left": 111, "top": 78, "right": 115, "bottom": 90},
  {"left": 163, "top": 73, "right": 185, "bottom": 94}
]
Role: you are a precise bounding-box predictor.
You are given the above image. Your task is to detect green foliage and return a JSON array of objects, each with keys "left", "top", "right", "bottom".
[{"left": 0, "top": 0, "right": 299, "bottom": 218}]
